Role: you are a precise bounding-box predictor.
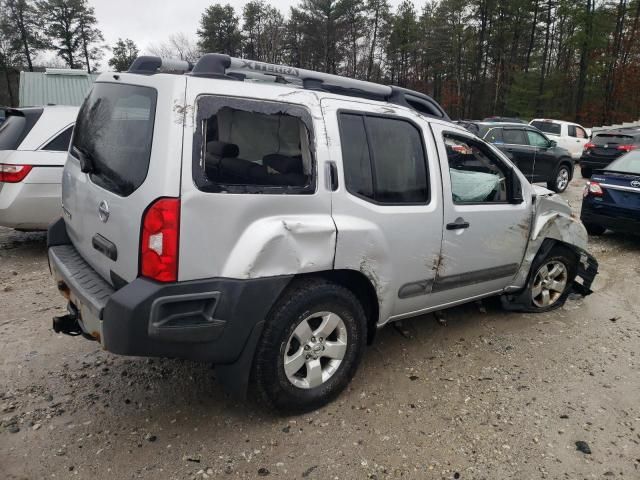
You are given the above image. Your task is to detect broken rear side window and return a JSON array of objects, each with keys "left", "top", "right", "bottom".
[{"left": 193, "top": 99, "right": 314, "bottom": 194}]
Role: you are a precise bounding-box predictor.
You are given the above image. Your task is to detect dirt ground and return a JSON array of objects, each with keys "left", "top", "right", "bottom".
[{"left": 1, "top": 178, "right": 639, "bottom": 480}]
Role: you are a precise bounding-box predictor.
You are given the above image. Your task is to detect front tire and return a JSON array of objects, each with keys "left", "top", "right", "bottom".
[
  {"left": 549, "top": 164, "right": 571, "bottom": 193},
  {"left": 524, "top": 246, "right": 578, "bottom": 312},
  {"left": 253, "top": 280, "right": 367, "bottom": 412}
]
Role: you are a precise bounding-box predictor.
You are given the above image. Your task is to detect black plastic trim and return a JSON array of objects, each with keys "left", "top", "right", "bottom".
[
  {"left": 432, "top": 264, "right": 519, "bottom": 293},
  {"left": 47, "top": 217, "right": 71, "bottom": 247}
]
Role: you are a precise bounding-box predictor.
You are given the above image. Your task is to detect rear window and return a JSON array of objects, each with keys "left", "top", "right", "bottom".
[
  {"left": 72, "top": 83, "right": 157, "bottom": 196},
  {"left": 530, "top": 121, "right": 561, "bottom": 135},
  {"left": 0, "top": 116, "right": 27, "bottom": 150},
  {"left": 606, "top": 151, "right": 640, "bottom": 174},
  {"left": 593, "top": 134, "right": 635, "bottom": 145}
]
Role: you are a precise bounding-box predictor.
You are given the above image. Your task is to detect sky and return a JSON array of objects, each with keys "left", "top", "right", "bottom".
[{"left": 92, "top": 0, "right": 411, "bottom": 55}]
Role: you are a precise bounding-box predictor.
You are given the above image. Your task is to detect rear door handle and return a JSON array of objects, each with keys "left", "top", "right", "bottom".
[{"left": 446, "top": 220, "right": 470, "bottom": 230}]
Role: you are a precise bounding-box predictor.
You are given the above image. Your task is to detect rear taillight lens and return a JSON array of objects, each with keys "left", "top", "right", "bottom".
[
  {"left": 0, "top": 163, "right": 33, "bottom": 183},
  {"left": 583, "top": 142, "right": 596, "bottom": 151},
  {"left": 616, "top": 144, "right": 637, "bottom": 152},
  {"left": 140, "top": 198, "right": 180, "bottom": 282},
  {"left": 584, "top": 181, "right": 604, "bottom": 198}
]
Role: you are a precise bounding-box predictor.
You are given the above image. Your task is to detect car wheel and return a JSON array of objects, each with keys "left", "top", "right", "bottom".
[
  {"left": 581, "top": 167, "right": 592, "bottom": 179},
  {"left": 253, "top": 280, "right": 367, "bottom": 412},
  {"left": 549, "top": 165, "right": 571, "bottom": 193},
  {"left": 525, "top": 246, "right": 578, "bottom": 312},
  {"left": 585, "top": 223, "right": 606, "bottom": 236}
]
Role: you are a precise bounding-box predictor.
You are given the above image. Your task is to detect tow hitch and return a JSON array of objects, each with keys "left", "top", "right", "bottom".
[{"left": 52, "top": 312, "right": 82, "bottom": 336}]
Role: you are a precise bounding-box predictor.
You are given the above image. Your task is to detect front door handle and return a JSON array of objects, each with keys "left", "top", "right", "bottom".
[{"left": 446, "top": 220, "right": 470, "bottom": 230}]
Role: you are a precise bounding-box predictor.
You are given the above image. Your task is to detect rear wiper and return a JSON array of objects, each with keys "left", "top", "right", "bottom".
[{"left": 73, "top": 145, "right": 95, "bottom": 174}]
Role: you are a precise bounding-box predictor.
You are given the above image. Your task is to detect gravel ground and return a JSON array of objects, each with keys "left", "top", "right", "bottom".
[{"left": 1, "top": 178, "right": 639, "bottom": 480}]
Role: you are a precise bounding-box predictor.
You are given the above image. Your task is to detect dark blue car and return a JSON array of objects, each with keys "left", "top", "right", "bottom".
[{"left": 581, "top": 150, "right": 640, "bottom": 235}]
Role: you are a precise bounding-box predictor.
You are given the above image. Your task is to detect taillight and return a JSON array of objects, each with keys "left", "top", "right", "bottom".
[
  {"left": 616, "top": 144, "right": 637, "bottom": 152},
  {"left": 140, "top": 198, "right": 180, "bottom": 282},
  {"left": 583, "top": 181, "right": 604, "bottom": 198},
  {"left": 0, "top": 163, "right": 33, "bottom": 183},
  {"left": 583, "top": 142, "right": 596, "bottom": 151}
]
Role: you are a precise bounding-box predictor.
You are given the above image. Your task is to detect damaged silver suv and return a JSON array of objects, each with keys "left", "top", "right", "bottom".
[{"left": 48, "top": 54, "right": 598, "bottom": 411}]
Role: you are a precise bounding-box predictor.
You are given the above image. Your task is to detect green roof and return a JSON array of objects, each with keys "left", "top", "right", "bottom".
[{"left": 19, "top": 69, "right": 99, "bottom": 107}]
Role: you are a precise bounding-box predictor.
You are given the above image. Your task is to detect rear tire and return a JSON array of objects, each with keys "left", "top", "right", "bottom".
[
  {"left": 253, "top": 280, "right": 367, "bottom": 412},
  {"left": 585, "top": 223, "right": 606, "bottom": 236},
  {"left": 523, "top": 246, "right": 579, "bottom": 312},
  {"left": 548, "top": 164, "right": 571, "bottom": 193},
  {"left": 581, "top": 167, "right": 593, "bottom": 179}
]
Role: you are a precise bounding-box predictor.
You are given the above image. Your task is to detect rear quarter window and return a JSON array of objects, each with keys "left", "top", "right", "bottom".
[{"left": 72, "top": 83, "right": 157, "bottom": 196}]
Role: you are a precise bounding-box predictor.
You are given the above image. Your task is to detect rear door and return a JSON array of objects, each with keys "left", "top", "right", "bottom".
[
  {"left": 322, "top": 98, "right": 444, "bottom": 322},
  {"left": 62, "top": 75, "right": 186, "bottom": 283}
]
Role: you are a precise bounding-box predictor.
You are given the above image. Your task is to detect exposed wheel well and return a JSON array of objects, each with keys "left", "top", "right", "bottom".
[{"left": 288, "top": 270, "right": 380, "bottom": 345}]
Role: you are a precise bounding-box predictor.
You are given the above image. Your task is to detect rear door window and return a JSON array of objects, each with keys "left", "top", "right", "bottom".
[
  {"left": 338, "top": 113, "right": 429, "bottom": 204},
  {"left": 530, "top": 121, "right": 561, "bottom": 135},
  {"left": 72, "top": 83, "right": 157, "bottom": 196},
  {"left": 503, "top": 129, "right": 527, "bottom": 145}
]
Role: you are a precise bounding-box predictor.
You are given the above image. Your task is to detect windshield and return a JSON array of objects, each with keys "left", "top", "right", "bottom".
[
  {"left": 530, "top": 121, "right": 561, "bottom": 135},
  {"left": 72, "top": 82, "right": 157, "bottom": 196},
  {"left": 606, "top": 151, "right": 640, "bottom": 174}
]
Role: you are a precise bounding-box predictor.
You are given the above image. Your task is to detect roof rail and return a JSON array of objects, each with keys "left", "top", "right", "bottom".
[{"left": 127, "top": 53, "right": 449, "bottom": 120}]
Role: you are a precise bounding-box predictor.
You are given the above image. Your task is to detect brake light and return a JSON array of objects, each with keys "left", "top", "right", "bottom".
[
  {"left": 140, "top": 198, "right": 180, "bottom": 282},
  {"left": 616, "top": 144, "right": 637, "bottom": 152},
  {"left": 584, "top": 181, "right": 603, "bottom": 198},
  {"left": 583, "top": 142, "right": 596, "bottom": 151},
  {"left": 0, "top": 163, "right": 33, "bottom": 183}
]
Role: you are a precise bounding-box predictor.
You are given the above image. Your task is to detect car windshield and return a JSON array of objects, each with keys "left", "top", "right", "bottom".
[
  {"left": 530, "top": 121, "right": 561, "bottom": 135},
  {"left": 605, "top": 151, "right": 640, "bottom": 174}
]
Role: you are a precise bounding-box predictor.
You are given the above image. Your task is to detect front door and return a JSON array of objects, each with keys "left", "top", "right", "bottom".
[
  {"left": 321, "top": 99, "right": 444, "bottom": 323},
  {"left": 526, "top": 129, "right": 558, "bottom": 182},
  {"left": 428, "top": 124, "right": 532, "bottom": 305},
  {"left": 502, "top": 127, "right": 535, "bottom": 179}
]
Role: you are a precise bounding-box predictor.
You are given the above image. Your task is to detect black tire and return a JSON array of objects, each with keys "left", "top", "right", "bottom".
[
  {"left": 253, "top": 279, "right": 367, "bottom": 412},
  {"left": 523, "top": 246, "right": 579, "bottom": 313},
  {"left": 548, "top": 164, "right": 571, "bottom": 193},
  {"left": 581, "top": 167, "right": 593, "bottom": 179},
  {"left": 585, "top": 223, "right": 606, "bottom": 236}
]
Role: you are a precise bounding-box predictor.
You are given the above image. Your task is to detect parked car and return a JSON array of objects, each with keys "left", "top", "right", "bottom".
[
  {"left": 580, "top": 128, "right": 640, "bottom": 178},
  {"left": 0, "top": 106, "right": 77, "bottom": 230},
  {"left": 483, "top": 116, "right": 527, "bottom": 124},
  {"left": 581, "top": 150, "right": 640, "bottom": 235},
  {"left": 529, "top": 118, "right": 590, "bottom": 160},
  {"left": 47, "top": 55, "right": 597, "bottom": 412},
  {"left": 460, "top": 121, "right": 574, "bottom": 193}
]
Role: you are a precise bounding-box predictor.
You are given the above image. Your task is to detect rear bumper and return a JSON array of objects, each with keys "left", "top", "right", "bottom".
[
  {"left": 47, "top": 218, "right": 291, "bottom": 364},
  {"left": 581, "top": 204, "right": 640, "bottom": 234},
  {"left": 579, "top": 157, "right": 616, "bottom": 170},
  {"left": 0, "top": 181, "right": 61, "bottom": 230}
]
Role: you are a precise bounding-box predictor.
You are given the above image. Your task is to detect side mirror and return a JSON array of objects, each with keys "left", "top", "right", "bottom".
[
  {"left": 548, "top": 140, "right": 557, "bottom": 148},
  {"left": 507, "top": 168, "right": 524, "bottom": 204}
]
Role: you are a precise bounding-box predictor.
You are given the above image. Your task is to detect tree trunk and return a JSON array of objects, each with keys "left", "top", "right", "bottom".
[
  {"left": 576, "top": 0, "right": 594, "bottom": 122},
  {"left": 524, "top": 0, "right": 539, "bottom": 74}
]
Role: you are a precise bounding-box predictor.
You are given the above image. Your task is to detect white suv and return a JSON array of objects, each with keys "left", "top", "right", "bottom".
[
  {"left": 529, "top": 118, "right": 590, "bottom": 160},
  {"left": 0, "top": 106, "right": 77, "bottom": 230},
  {"left": 47, "top": 55, "right": 598, "bottom": 411}
]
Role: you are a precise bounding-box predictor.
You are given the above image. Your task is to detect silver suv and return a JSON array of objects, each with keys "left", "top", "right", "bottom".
[{"left": 48, "top": 54, "right": 598, "bottom": 411}]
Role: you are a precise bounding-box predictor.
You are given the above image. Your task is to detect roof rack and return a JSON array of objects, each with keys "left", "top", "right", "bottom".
[{"left": 127, "top": 53, "right": 449, "bottom": 121}]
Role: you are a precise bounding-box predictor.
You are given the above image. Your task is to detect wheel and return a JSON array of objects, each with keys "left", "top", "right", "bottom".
[
  {"left": 253, "top": 280, "right": 367, "bottom": 412},
  {"left": 549, "top": 164, "right": 571, "bottom": 193},
  {"left": 584, "top": 223, "right": 606, "bottom": 236},
  {"left": 581, "top": 167, "right": 592, "bottom": 179},
  {"left": 525, "top": 246, "right": 578, "bottom": 312}
]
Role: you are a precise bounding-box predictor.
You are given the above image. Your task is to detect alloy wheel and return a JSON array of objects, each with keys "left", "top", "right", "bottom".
[
  {"left": 531, "top": 260, "right": 568, "bottom": 307},
  {"left": 283, "top": 311, "right": 348, "bottom": 389},
  {"left": 557, "top": 168, "right": 569, "bottom": 191}
]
